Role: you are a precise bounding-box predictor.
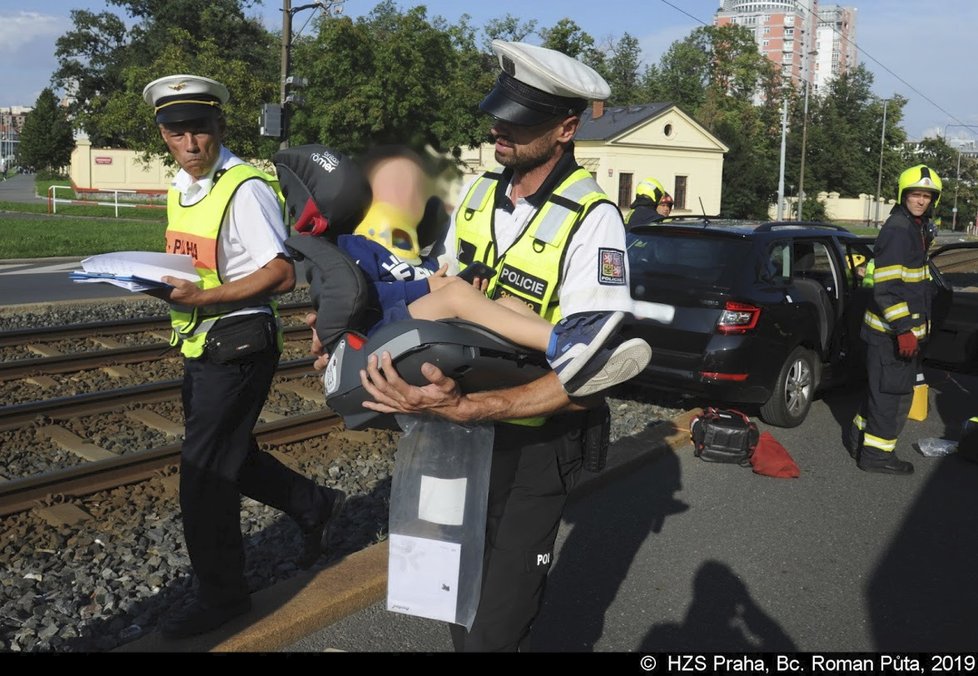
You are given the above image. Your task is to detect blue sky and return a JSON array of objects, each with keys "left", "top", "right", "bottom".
[{"left": 1, "top": 0, "right": 975, "bottom": 143}]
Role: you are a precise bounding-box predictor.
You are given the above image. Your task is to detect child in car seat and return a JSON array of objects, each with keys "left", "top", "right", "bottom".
[{"left": 300, "top": 146, "right": 651, "bottom": 398}]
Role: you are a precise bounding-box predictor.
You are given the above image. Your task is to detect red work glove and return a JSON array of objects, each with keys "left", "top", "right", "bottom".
[{"left": 896, "top": 331, "right": 918, "bottom": 359}]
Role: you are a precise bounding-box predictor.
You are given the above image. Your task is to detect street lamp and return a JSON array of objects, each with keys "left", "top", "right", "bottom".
[{"left": 874, "top": 99, "right": 888, "bottom": 228}]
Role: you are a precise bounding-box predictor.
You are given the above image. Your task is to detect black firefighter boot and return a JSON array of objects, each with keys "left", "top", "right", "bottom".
[{"left": 857, "top": 446, "right": 914, "bottom": 475}]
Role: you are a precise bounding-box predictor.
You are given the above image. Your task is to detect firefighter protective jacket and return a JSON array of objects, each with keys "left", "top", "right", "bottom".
[{"left": 861, "top": 203, "right": 933, "bottom": 344}]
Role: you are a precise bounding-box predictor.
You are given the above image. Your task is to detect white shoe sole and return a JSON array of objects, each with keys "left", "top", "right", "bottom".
[
  {"left": 551, "top": 311, "right": 625, "bottom": 385},
  {"left": 566, "top": 338, "right": 652, "bottom": 397}
]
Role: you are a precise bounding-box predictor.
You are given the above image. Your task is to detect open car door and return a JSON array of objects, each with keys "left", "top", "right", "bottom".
[{"left": 925, "top": 241, "right": 978, "bottom": 371}]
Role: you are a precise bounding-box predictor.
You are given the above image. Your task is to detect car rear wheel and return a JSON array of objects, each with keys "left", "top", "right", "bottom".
[{"left": 760, "top": 346, "right": 816, "bottom": 428}]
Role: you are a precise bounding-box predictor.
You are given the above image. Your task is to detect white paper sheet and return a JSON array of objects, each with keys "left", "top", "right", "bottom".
[
  {"left": 418, "top": 475, "right": 467, "bottom": 526},
  {"left": 76, "top": 251, "right": 200, "bottom": 282},
  {"left": 387, "top": 534, "right": 461, "bottom": 624}
]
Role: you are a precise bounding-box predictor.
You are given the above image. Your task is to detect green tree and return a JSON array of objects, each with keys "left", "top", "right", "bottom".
[
  {"left": 96, "top": 29, "right": 278, "bottom": 163},
  {"left": 540, "top": 19, "right": 605, "bottom": 74},
  {"left": 17, "top": 89, "right": 75, "bottom": 175},
  {"left": 52, "top": 10, "right": 128, "bottom": 146},
  {"left": 483, "top": 13, "right": 537, "bottom": 50},
  {"left": 678, "top": 26, "right": 781, "bottom": 218},
  {"left": 289, "top": 4, "right": 492, "bottom": 158},
  {"left": 903, "top": 136, "right": 975, "bottom": 229},
  {"left": 806, "top": 65, "right": 903, "bottom": 198},
  {"left": 52, "top": 0, "right": 276, "bottom": 147},
  {"left": 605, "top": 33, "right": 642, "bottom": 105},
  {"left": 640, "top": 38, "right": 710, "bottom": 109}
]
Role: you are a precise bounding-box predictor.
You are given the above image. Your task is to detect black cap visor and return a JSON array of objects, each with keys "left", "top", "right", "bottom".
[{"left": 480, "top": 73, "right": 586, "bottom": 126}]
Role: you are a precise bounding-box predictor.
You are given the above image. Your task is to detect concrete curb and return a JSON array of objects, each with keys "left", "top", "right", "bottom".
[{"left": 117, "top": 408, "right": 701, "bottom": 653}]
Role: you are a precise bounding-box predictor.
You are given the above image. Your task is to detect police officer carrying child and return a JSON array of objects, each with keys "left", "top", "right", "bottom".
[
  {"left": 144, "top": 74, "right": 345, "bottom": 639},
  {"left": 848, "top": 164, "right": 942, "bottom": 474},
  {"left": 309, "top": 41, "right": 640, "bottom": 651}
]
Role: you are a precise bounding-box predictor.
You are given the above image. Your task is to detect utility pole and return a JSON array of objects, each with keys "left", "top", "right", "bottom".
[
  {"left": 777, "top": 99, "right": 787, "bottom": 220},
  {"left": 278, "top": 1, "right": 340, "bottom": 149},
  {"left": 797, "top": 80, "right": 810, "bottom": 221},
  {"left": 874, "top": 99, "right": 888, "bottom": 227},
  {"left": 279, "top": 0, "right": 293, "bottom": 150}
]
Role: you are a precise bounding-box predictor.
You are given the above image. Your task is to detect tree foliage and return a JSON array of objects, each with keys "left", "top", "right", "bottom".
[
  {"left": 288, "top": 3, "right": 493, "bottom": 158},
  {"left": 646, "top": 25, "right": 780, "bottom": 218},
  {"left": 17, "top": 89, "right": 75, "bottom": 174},
  {"left": 52, "top": 0, "right": 276, "bottom": 148},
  {"left": 605, "top": 34, "right": 642, "bottom": 106},
  {"left": 47, "top": 0, "right": 936, "bottom": 223}
]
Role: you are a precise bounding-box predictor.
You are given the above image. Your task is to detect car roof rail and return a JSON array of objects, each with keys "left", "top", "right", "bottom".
[{"left": 754, "top": 221, "right": 850, "bottom": 233}]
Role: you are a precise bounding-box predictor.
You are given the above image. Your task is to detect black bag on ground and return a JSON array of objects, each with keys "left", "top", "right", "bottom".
[{"left": 690, "top": 407, "right": 759, "bottom": 465}]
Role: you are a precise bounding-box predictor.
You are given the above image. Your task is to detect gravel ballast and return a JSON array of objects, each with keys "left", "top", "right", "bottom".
[{"left": 0, "top": 294, "right": 685, "bottom": 652}]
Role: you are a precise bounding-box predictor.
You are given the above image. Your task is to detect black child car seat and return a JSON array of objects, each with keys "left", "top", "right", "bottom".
[{"left": 274, "top": 144, "right": 549, "bottom": 430}]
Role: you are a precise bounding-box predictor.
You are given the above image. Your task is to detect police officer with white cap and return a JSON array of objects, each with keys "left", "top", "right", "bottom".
[
  {"left": 342, "top": 41, "right": 636, "bottom": 651},
  {"left": 144, "top": 74, "right": 345, "bottom": 639}
]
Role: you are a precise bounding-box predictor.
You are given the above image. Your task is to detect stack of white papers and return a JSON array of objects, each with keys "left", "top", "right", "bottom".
[{"left": 69, "top": 251, "right": 200, "bottom": 292}]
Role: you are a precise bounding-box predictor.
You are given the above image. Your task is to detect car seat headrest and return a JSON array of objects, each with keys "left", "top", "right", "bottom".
[{"left": 273, "top": 145, "right": 372, "bottom": 240}]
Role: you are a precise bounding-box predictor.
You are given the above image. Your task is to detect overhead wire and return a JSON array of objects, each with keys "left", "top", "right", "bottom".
[
  {"left": 657, "top": 0, "right": 973, "bottom": 136},
  {"left": 789, "top": 0, "right": 969, "bottom": 133}
]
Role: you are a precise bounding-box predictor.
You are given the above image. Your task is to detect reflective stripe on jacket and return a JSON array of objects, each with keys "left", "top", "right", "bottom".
[{"left": 862, "top": 204, "right": 933, "bottom": 342}]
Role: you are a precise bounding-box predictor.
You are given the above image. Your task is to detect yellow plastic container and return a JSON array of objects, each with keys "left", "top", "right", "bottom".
[{"left": 908, "top": 383, "right": 928, "bottom": 421}]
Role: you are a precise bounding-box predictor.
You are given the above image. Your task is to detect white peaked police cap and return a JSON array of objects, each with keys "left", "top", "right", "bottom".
[
  {"left": 143, "top": 74, "right": 230, "bottom": 124},
  {"left": 480, "top": 40, "right": 611, "bottom": 126}
]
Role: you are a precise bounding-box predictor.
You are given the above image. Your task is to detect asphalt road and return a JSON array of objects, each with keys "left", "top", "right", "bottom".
[{"left": 287, "top": 371, "right": 978, "bottom": 653}]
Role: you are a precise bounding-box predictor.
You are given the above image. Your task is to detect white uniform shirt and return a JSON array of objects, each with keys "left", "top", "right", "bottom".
[
  {"left": 439, "top": 172, "right": 634, "bottom": 317},
  {"left": 171, "top": 146, "right": 289, "bottom": 315}
]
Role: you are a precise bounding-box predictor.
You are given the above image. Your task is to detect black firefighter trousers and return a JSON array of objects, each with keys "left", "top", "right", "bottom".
[
  {"left": 450, "top": 412, "right": 586, "bottom": 652},
  {"left": 850, "top": 338, "right": 918, "bottom": 456}
]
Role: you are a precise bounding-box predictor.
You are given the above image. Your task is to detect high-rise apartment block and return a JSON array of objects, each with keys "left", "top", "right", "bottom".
[{"left": 715, "top": 1, "right": 857, "bottom": 92}]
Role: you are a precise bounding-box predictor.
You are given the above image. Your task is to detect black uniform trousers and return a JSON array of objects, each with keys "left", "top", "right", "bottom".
[
  {"left": 450, "top": 412, "right": 586, "bottom": 652},
  {"left": 178, "top": 317, "right": 324, "bottom": 608},
  {"left": 849, "top": 337, "right": 918, "bottom": 454}
]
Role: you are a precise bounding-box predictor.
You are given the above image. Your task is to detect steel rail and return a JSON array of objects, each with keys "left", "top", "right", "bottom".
[
  {"left": 0, "top": 357, "right": 318, "bottom": 432},
  {"left": 0, "top": 301, "right": 312, "bottom": 347},
  {"left": 0, "top": 324, "right": 311, "bottom": 381},
  {"left": 0, "top": 409, "right": 342, "bottom": 517}
]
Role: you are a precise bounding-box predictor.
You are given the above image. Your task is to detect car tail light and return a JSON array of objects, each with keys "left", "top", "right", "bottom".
[{"left": 716, "top": 301, "right": 760, "bottom": 334}]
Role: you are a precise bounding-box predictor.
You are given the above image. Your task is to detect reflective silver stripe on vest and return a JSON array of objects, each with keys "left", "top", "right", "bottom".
[
  {"left": 534, "top": 175, "right": 601, "bottom": 244},
  {"left": 463, "top": 174, "right": 498, "bottom": 213}
]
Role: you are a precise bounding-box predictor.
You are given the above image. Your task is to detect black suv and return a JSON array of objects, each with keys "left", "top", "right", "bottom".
[
  {"left": 622, "top": 218, "right": 978, "bottom": 427},
  {"left": 617, "top": 220, "right": 856, "bottom": 425}
]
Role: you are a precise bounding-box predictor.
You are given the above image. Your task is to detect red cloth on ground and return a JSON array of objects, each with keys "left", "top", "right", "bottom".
[{"left": 750, "top": 431, "right": 800, "bottom": 478}]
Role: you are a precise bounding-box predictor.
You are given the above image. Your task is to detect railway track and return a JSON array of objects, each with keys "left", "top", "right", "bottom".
[
  {"left": 0, "top": 302, "right": 314, "bottom": 367},
  {"left": 0, "top": 409, "right": 343, "bottom": 518}
]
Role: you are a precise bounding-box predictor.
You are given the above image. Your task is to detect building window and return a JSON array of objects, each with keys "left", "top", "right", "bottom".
[
  {"left": 675, "top": 176, "right": 687, "bottom": 210},
  {"left": 618, "top": 172, "right": 633, "bottom": 209},
  {"left": 664, "top": 123, "right": 673, "bottom": 137}
]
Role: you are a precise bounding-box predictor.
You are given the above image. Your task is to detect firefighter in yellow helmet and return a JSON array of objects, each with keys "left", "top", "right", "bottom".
[
  {"left": 626, "top": 176, "right": 669, "bottom": 226},
  {"left": 847, "top": 164, "right": 941, "bottom": 474}
]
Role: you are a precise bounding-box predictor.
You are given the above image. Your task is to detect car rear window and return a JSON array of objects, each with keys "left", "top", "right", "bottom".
[{"left": 627, "top": 230, "right": 750, "bottom": 295}]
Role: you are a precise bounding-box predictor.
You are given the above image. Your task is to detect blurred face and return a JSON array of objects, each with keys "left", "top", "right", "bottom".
[
  {"left": 489, "top": 115, "right": 578, "bottom": 173},
  {"left": 657, "top": 197, "right": 674, "bottom": 217},
  {"left": 904, "top": 189, "right": 933, "bottom": 218},
  {"left": 159, "top": 116, "right": 224, "bottom": 179}
]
